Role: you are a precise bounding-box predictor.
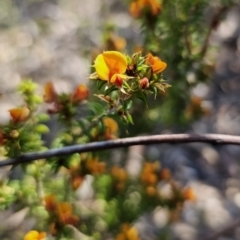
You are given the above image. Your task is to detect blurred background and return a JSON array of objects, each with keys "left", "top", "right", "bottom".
[{"left": 1, "top": 0, "right": 240, "bottom": 239}]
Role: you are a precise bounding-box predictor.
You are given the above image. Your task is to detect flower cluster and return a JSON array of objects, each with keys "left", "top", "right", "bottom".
[
  {"left": 91, "top": 51, "right": 166, "bottom": 87},
  {"left": 44, "top": 82, "right": 89, "bottom": 115},
  {"left": 44, "top": 194, "right": 79, "bottom": 235},
  {"left": 90, "top": 51, "right": 168, "bottom": 124},
  {"left": 69, "top": 155, "right": 106, "bottom": 190},
  {"left": 0, "top": 107, "right": 30, "bottom": 146}
]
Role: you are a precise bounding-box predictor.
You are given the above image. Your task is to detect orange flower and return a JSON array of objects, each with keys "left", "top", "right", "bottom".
[
  {"left": 106, "top": 34, "right": 126, "bottom": 51},
  {"left": 9, "top": 107, "right": 30, "bottom": 124},
  {"left": 94, "top": 51, "right": 128, "bottom": 84},
  {"left": 111, "top": 166, "right": 128, "bottom": 182},
  {"left": 160, "top": 168, "right": 171, "bottom": 180},
  {"left": 146, "top": 53, "right": 167, "bottom": 74},
  {"left": 57, "top": 202, "right": 79, "bottom": 225},
  {"left": 23, "top": 230, "right": 46, "bottom": 240},
  {"left": 146, "top": 186, "right": 157, "bottom": 197},
  {"left": 44, "top": 82, "right": 57, "bottom": 103},
  {"left": 115, "top": 224, "right": 140, "bottom": 240},
  {"left": 182, "top": 187, "right": 196, "bottom": 202},
  {"left": 72, "top": 84, "right": 89, "bottom": 102},
  {"left": 103, "top": 117, "right": 118, "bottom": 139},
  {"left": 86, "top": 158, "right": 106, "bottom": 174},
  {"left": 130, "top": 0, "right": 161, "bottom": 18},
  {"left": 140, "top": 162, "right": 159, "bottom": 186},
  {"left": 44, "top": 194, "right": 57, "bottom": 212},
  {"left": 71, "top": 176, "right": 84, "bottom": 190}
]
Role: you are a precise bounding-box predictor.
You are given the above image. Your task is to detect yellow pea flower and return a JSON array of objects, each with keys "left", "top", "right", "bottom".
[
  {"left": 23, "top": 230, "right": 46, "bottom": 240},
  {"left": 146, "top": 53, "right": 167, "bottom": 74},
  {"left": 94, "top": 51, "right": 128, "bottom": 83}
]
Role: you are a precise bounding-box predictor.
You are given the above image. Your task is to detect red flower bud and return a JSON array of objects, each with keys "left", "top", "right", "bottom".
[{"left": 140, "top": 77, "right": 149, "bottom": 89}]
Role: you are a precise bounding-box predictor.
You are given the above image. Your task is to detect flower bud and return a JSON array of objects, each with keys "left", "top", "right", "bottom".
[
  {"left": 10, "top": 130, "right": 19, "bottom": 138},
  {"left": 140, "top": 77, "right": 149, "bottom": 89}
]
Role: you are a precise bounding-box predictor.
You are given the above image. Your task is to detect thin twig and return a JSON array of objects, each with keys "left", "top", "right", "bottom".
[
  {"left": 200, "top": 6, "right": 228, "bottom": 58},
  {"left": 184, "top": 23, "right": 192, "bottom": 55},
  {"left": 1, "top": 133, "right": 240, "bottom": 167}
]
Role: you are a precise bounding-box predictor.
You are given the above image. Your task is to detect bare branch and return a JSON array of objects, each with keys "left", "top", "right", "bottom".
[{"left": 1, "top": 133, "right": 240, "bottom": 167}]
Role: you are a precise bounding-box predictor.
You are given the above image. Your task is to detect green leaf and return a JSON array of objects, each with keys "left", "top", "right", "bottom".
[
  {"left": 104, "top": 85, "right": 118, "bottom": 96},
  {"left": 88, "top": 102, "right": 104, "bottom": 115},
  {"left": 126, "top": 112, "right": 134, "bottom": 125},
  {"left": 123, "top": 80, "right": 132, "bottom": 90},
  {"left": 125, "top": 100, "right": 133, "bottom": 111},
  {"left": 97, "top": 80, "right": 107, "bottom": 90},
  {"left": 152, "top": 86, "right": 158, "bottom": 99},
  {"left": 78, "top": 118, "right": 90, "bottom": 130},
  {"left": 135, "top": 92, "right": 148, "bottom": 106}
]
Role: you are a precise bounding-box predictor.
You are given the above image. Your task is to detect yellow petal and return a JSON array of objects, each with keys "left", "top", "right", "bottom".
[
  {"left": 94, "top": 54, "right": 110, "bottom": 80},
  {"left": 23, "top": 230, "right": 46, "bottom": 240}
]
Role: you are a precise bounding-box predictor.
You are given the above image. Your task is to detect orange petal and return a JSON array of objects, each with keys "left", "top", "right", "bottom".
[
  {"left": 146, "top": 53, "right": 167, "bottom": 74},
  {"left": 148, "top": 0, "right": 161, "bottom": 15},
  {"left": 9, "top": 107, "right": 30, "bottom": 124},
  {"left": 152, "top": 57, "right": 167, "bottom": 73},
  {"left": 44, "top": 82, "right": 57, "bottom": 103},
  {"left": 103, "top": 117, "right": 118, "bottom": 135},
  {"left": 94, "top": 51, "right": 127, "bottom": 81},
  {"left": 72, "top": 84, "right": 89, "bottom": 102},
  {"left": 146, "top": 53, "right": 155, "bottom": 65},
  {"left": 44, "top": 194, "right": 57, "bottom": 212},
  {"left": 183, "top": 187, "right": 196, "bottom": 202},
  {"left": 102, "top": 51, "right": 127, "bottom": 76},
  {"left": 129, "top": 1, "right": 141, "bottom": 18},
  {"left": 57, "top": 202, "right": 73, "bottom": 216}
]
